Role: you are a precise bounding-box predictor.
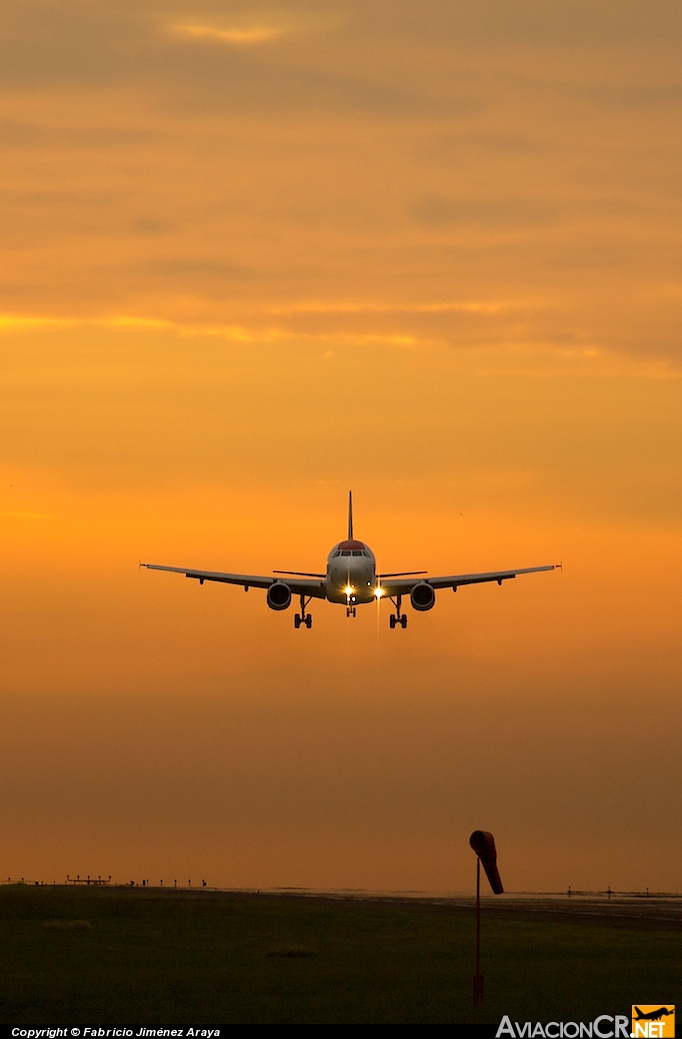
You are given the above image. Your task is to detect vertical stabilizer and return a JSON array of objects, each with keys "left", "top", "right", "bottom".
[{"left": 348, "top": 491, "right": 354, "bottom": 540}]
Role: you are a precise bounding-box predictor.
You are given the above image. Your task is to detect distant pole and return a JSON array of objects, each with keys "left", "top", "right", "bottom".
[{"left": 474, "top": 857, "right": 483, "bottom": 1004}]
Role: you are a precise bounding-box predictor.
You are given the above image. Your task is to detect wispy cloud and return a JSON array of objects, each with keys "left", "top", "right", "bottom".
[
  {"left": 266, "top": 301, "right": 513, "bottom": 316},
  {"left": 171, "top": 24, "right": 285, "bottom": 45},
  {"left": 1, "top": 311, "right": 680, "bottom": 377},
  {"left": 0, "top": 309, "right": 485, "bottom": 348},
  {"left": 0, "top": 312, "right": 290, "bottom": 344},
  {"left": 0, "top": 315, "right": 169, "bottom": 332},
  {"left": 169, "top": 8, "right": 342, "bottom": 48}
]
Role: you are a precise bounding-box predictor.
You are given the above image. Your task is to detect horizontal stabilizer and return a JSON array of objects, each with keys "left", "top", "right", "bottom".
[
  {"left": 273, "top": 570, "right": 326, "bottom": 578},
  {"left": 378, "top": 570, "right": 427, "bottom": 578}
]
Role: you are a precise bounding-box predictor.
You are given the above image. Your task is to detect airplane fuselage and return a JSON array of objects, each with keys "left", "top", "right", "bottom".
[{"left": 325, "top": 539, "right": 377, "bottom": 605}]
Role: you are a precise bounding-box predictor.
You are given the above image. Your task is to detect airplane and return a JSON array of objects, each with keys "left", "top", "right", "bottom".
[
  {"left": 141, "top": 492, "right": 558, "bottom": 630},
  {"left": 633, "top": 1009, "right": 674, "bottom": 1022}
]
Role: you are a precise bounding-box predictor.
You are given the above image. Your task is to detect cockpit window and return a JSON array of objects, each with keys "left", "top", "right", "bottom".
[{"left": 333, "top": 540, "right": 370, "bottom": 558}]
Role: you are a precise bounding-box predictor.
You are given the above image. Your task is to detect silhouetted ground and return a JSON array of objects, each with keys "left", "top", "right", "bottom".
[{"left": 0, "top": 885, "right": 678, "bottom": 1024}]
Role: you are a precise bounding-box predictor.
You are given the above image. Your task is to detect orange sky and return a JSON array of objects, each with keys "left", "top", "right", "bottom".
[{"left": 0, "top": 1, "right": 681, "bottom": 892}]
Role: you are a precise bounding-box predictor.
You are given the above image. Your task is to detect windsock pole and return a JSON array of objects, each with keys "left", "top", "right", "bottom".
[
  {"left": 469, "top": 829, "right": 503, "bottom": 1006},
  {"left": 474, "top": 856, "right": 483, "bottom": 1004}
]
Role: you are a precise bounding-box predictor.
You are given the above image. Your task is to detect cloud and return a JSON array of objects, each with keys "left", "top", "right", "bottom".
[
  {"left": 266, "top": 301, "right": 511, "bottom": 315},
  {"left": 2, "top": 309, "right": 680, "bottom": 378},
  {"left": 171, "top": 25, "right": 285, "bottom": 45},
  {"left": 0, "top": 2, "right": 148, "bottom": 90},
  {"left": 0, "top": 314, "right": 169, "bottom": 332},
  {"left": 0, "top": 2, "right": 680, "bottom": 370},
  {"left": 0, "top": 3, "right": 427, "bottom": 115},
  {"left": 582, "top": 83, "right": 682, "bottom": 110},
  {"left": 356, "top": 0, "right": 682, "bottom": 49},
  {"left": 410, "top": 195, "right": 561, "bottom": 229},
  {"left": 141, "top": 259, "right": 252, "bottom": 281},
  {"left": 0, "top": 118, "right": 156, "bottom": 150}
]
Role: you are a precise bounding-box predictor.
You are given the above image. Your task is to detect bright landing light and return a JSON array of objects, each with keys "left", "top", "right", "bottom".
[
  {"left": 344, "top": 585, "right": 353, "bottom": 596},
  {"left": 374, "top": 587, "right": 385, "bottom": 598}
]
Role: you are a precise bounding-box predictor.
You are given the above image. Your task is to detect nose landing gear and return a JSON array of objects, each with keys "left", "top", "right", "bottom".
[
  {"left": 294, "top": 595, "right": 313, "bottom": 629},
  {"left": 346, "top": 606, "right": 356, "bottom": 618},
  {"left": 389, "top": 595, "right": 408, "bottom": 629}
]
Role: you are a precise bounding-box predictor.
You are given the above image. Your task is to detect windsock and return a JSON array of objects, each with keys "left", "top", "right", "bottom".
[{"left": 469, "top": 830, "right": 504, "bottom": 894}]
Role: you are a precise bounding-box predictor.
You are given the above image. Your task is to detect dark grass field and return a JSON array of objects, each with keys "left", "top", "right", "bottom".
[{"left": 0, "top": 885, "right": 679, "bottom": 1024}]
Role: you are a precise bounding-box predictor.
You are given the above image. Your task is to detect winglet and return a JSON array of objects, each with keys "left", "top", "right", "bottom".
[{"left": 348, "top": 490, "right": 353, "bottom": 540}]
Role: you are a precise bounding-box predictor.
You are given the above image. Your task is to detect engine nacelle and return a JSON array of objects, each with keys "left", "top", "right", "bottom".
[
  {"left": 410, "top": 582, "right": 436, "bottom": 612},
  {"left": 267, "top": 582, "right": 292, "bottom": 611}
]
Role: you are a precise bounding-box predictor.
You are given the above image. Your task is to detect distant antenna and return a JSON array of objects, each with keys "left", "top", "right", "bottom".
[{"left": 348, "top": 491, "right": 353, "bottom": 540}]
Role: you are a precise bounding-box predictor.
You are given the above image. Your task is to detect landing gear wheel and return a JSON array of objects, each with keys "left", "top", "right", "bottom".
[
  {"left": 295, "top": 594, "right": 313, "bottom": 630},
  {"left": 389, "top": 593, "right": 406, "bottom": 630}
]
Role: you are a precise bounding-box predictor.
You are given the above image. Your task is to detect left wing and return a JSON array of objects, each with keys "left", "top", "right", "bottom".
[
  {"left": 380, "top": 565, "right": 557, "bottom": 597},
  {"left": 141, "top": 563, "right": 327, "bottom": 598}
]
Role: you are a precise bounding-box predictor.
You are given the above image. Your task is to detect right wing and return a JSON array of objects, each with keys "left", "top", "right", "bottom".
[
  {"left": 141, "top": 564, "right": 327, "bottom": 599},
  {"left": 380, "top": 564, "right": 557, "bottom": 597}
]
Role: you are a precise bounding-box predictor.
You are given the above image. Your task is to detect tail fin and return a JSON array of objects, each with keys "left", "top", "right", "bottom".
[{"left": 348, "top": 491, "right": 353, "bottom": 540}]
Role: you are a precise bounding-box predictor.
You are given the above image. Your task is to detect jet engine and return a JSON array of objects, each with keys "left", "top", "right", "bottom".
[
  {"left": 410, "top": 582, "right": 436, "bottom": 611},
  {"left": 267, "top": 582, "right": 292, "bottom": 611}
]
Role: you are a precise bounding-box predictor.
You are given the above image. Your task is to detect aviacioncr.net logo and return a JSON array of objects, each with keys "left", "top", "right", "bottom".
[
  {"left": 631, "top": 1006, "right": 675, "bottom": 1039},
  {"left": 496, "top": 1016, "right": 630, "bottom": 1037}
]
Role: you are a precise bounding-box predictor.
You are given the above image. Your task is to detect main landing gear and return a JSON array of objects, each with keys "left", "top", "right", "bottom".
[
  {"left": 389, "top": 595, "right": 408, "bottom": 629},
  {"left": 294, "top": 595, "right": 313, "bottom": 629}
]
